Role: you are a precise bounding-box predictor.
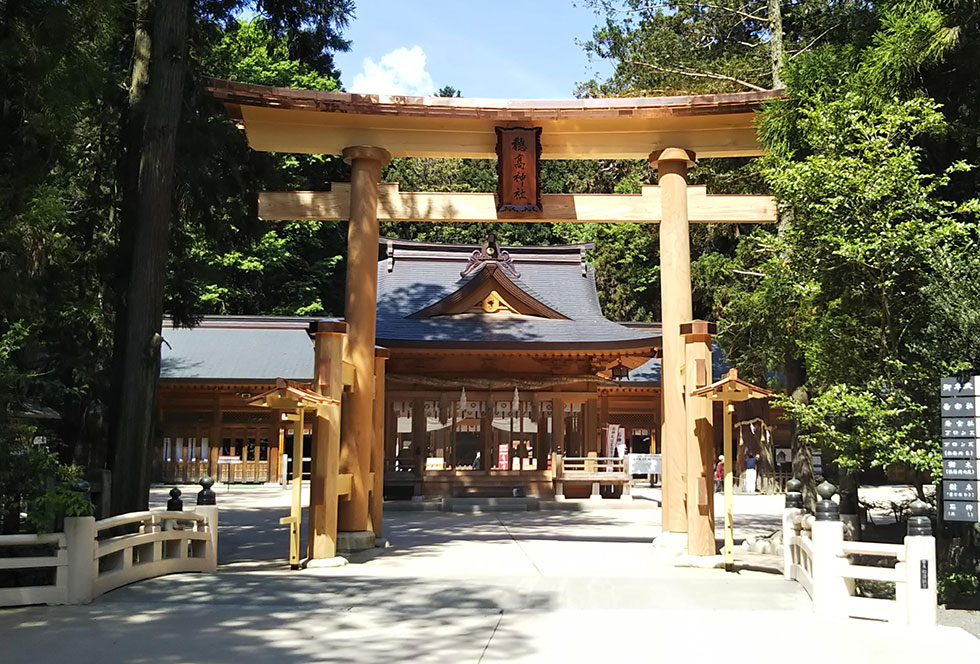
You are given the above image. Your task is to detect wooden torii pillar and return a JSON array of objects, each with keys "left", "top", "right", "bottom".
[{"left": 691, "top": 369, "right": 773, "bottom": 569}]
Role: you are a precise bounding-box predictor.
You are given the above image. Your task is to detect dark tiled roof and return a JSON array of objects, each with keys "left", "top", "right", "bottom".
[
  {"left": 160, "top": 240, "right": 663, "bottom": 381},
  {"left": 160, "top": 318, "right": 314, "bottom": 381},
  {"left": 377, "top": 239, "right": 661, "bottom": 349},
  {"left": 625, "top": 341, "right": 731, "bottom": 386}
]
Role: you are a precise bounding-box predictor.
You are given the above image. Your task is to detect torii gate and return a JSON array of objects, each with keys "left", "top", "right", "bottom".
[{"left": 209, "top": 79, "right": 780, "bottom": 558}]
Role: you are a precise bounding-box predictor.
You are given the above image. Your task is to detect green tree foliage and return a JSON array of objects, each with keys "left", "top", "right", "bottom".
[
  {"left": 1, "top": 3, "right": 356, "bottom": 509},
  {"left": 0, "top": 0, "right": 125, "bottom": 469},
  {"left": 579, "top": 0, "right": 869, "bottom": 95},
  {"left": 582, "top": 0, "right": 980, "bottom": 495},
  {"left": 170, "top": 16, "right": 351, "bottom": 319}
]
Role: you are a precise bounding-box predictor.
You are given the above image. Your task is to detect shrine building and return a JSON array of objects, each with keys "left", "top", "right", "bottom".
[{"left": 156, "top": 235, "right": 681, "bottom": 498}]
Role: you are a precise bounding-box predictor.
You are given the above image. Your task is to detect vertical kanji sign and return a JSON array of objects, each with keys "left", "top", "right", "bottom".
[
  {"left": 495, "top": 126, "right": 542, "bottom": 212},
  {"left": 940, "top": 376, "right": 980, "bottom": 522}
]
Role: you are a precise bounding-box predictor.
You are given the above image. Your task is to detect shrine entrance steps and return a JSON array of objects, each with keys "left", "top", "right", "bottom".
[{"left": 440, "top": 497, "right": 538, "bottom": 513}]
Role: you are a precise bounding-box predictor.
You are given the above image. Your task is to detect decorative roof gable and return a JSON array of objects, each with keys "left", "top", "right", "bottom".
[{"left": 409, "top": 262, "right": 569, "bottom": 320}]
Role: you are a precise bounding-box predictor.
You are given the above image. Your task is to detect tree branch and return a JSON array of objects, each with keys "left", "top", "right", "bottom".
[
  {"left": 611, "top": 0, "right": 768, "bottom": 22},
  {"left": 623, "top": 59, "right": 768, "bottom": 92},
  {"left": 788, "top": 25, "right": 839, "bottom": 61},
  {"left": 692, "top": 1, "right": 768, "bottom": 23}
]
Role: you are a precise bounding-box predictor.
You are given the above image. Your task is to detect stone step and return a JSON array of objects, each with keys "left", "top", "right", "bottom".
[{"left": 440, "top": 497, "right": 539, "bottom": 513}]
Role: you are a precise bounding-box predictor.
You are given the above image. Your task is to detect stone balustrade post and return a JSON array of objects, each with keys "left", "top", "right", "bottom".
[
  {"left": 64, "top": 515, "right": 96, "bottom": 604},
  {"left": 811, "top": 481, "right": 849, "bottom": 617},
  {"left": 904, "top": 499, "right": 937, "bottom": 626},
  {"left": 195, "top": 476, "right": 218, "bottom": 572},
  {"left": 783, "top": 478, "right": 804, "bottom": 580}
]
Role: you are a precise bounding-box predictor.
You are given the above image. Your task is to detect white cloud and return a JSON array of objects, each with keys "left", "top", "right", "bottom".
[{"left": 350, "top": 46, "right": 436, "bottom": 96}]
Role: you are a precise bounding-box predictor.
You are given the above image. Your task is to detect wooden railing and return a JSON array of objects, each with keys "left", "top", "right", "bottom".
[{"left": 552, "top": 454, "right": 631, "bottom": 499}]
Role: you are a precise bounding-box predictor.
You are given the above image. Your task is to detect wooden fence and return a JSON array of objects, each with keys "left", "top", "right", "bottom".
[{"left": 553, "top": 454, "right": 631, "bottom": 500}]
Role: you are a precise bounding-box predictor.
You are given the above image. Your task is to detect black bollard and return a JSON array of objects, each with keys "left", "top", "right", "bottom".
[
  {"left": 907, "top": 499, "right": 932, "bottom": 537},
  {"left": 785, "top": 478, "right": 804, "bottom": 509},
  {"left": 167, "top": 487, "right": 183, "bottom": 511},
  {"left": 814, "top": 481, "right": 839, "bottom": 521},
  {"left": 197, "top": 476, "right": 216, "bottom": 505}
]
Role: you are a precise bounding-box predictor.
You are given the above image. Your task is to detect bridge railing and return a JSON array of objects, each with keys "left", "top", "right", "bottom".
[
  {"left": 782, "top": 480, "right": 936, "bottom": 626},
  {"left": 0, "top": 478, "right": 218, "bottom": 607}
]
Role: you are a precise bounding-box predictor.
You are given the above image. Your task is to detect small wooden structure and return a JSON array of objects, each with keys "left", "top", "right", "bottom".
[
  {"left": 552, "top": 454, "right": 630, "bottom": 500},
  {"left": 247, "top": 378, "right": 341, "bottom": 568},
  {"left": 691, "top": 368, "right": 773, "bottom": 569}
]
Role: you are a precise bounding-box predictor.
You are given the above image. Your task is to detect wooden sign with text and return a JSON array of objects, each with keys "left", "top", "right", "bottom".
[{"left": 495, "top": 127, "right": 542, "bottom": 212}]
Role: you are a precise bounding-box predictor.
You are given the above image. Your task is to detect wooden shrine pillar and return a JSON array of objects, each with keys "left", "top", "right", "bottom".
[
  {"left": 682, "top": 320, "right": 716, "bottom": 556},
  {"left": 308, "top": 320, "right": 346, "bottom": 561},
  {"left": 552, "top": 397, "right": 565, "bottom": 456},
  {"left": 584, "top": 397, "right": 599, "bottom": 455},
  {"left": 370, "top": 348, "right": 389, "bottom": 539},
  {"left": 651, "top": 148, "right": 696, "bottom": 535},
  {"left": 338, "top": 146, "right": 390, "bottom": 540}
]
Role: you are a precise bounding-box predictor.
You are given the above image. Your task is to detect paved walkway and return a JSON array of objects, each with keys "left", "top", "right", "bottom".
[{"left": 1, "top": 485, "right": 978, "bottom": 663}]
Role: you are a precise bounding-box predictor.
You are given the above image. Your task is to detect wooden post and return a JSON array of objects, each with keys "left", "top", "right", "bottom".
[
  {"left": 412, "top": 397, "right": 426, "bottom": 474},
  {"left": 308, "top": 321, "right": 346, "bottom": 560},
  {"left": 552, "top": 397, "right": 565, "bottom": 457},
  {"left": 370, "top": 348, "right": 389, "bottom": 539},
  {"left": 337, "top": 146, "right": 390, "bottom": 538},
  {"left": 682, "top": 320, "right": 715, "bottom": 556},
  {"left": 651, "top": 148, "right": 696, "bottom": 535},
  {"left": 585, "top": 396, "right": 598, "bottom": 455},
  {"left": 288, "top": 405, "right": 304, "bottom": 568},
  {"left": 210, "top": 395, "right": 221, "bottom": 479},
  {"left": 723, "top": 402, "right": 735, "bottom": 569}
]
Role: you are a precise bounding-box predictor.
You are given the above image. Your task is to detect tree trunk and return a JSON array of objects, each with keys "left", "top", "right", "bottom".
[
  {"left": 768, "top": 0, "right": 785, "bottom": 88},
  {"left": 107, "top": 0, "right": 153, "bottom": 477},
  {"left": 785, "top": 352, "right": 816, "bottom": 512},
  {"left": 109, "top": 0, "right": 189, "bottom": 515}
]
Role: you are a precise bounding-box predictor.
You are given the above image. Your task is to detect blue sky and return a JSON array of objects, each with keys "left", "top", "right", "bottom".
[{"left": 333, "top": 1, "right": 616, "bottom": 98}]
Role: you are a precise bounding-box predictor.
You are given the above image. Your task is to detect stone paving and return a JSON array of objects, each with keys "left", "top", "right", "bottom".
[{"left": 1, "top": 484, "right": 978, "bottom": 663}]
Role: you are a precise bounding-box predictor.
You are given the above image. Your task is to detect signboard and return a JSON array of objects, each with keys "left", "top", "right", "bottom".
[
  {"left": 606, "top": 424, "right": 620, "bottom": 458},
  {"left": 941, "top": 377, "right": 980, "bottom": 523},
  {"left": 942, "top": 377, "right": 976, "bottom": 397},
  {"left": 812, "top": 453, "right": 824, "bottom": 476},
  {"left": 943, "top": 458, "right": 979, "bottom": 480},
  {"left": 943, "top": 438, "right": 979, "bottom": 459},
  {"left": 940, "top": 396, "right": 976, "bottom": 416},
  {"left": 217, "top": 455, "right": 243, "bottom": 465},
  {"left": 495, "top": 127, "right": 542, "bottom": 212},
  {"left": 628, "top": 453, "right": 662, "bottom": 475},
  {"left": 944, "top": 501, "right": 980, "bottom": 522},
  {"left": 943, "top": 480, "right": 979, "bottom": 501},
  {"left": 942, "top": 419, "right": 977, "bottom": 440},
  {"left": 497, "top": 443, "right": 510, "bottom": 470}
]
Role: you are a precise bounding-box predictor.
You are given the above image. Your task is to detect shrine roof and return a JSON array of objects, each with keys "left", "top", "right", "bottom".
[
  {"left": 376, "top": 238, "right": 661, "bottom": 351},
  {"left": 207, "top": 78, "right": 781, "bottom": 159},
  {"left": 160, "top": 317, "right": 315, "bottom": 382}
]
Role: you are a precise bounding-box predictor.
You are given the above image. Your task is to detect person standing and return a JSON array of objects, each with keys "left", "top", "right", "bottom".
[
  {"left": 745, "top": 453, "right": 758, "bottom": 493},
  {"left": 714, "top": 455, "right": 724, "bottom": 493}
]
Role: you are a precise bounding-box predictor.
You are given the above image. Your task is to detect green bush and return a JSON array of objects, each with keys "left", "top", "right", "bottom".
[
  {"left": 0, "top": 423, "right": 93, "bottom": 533},
  {"left": 938, "top": 570, "right": 979, "bottom": 606}
]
